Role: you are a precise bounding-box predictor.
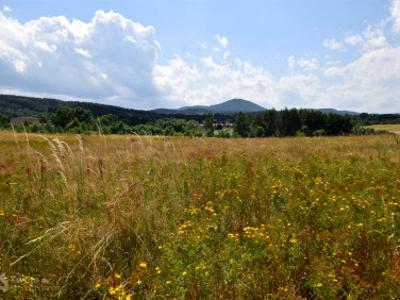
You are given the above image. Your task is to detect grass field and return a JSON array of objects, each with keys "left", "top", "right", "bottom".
[
  {"left": 366, "top": 124, "right": 400, "bottom": 134},
  {"left": 1, "top": 132, "right": 400, "bottom": 299}
]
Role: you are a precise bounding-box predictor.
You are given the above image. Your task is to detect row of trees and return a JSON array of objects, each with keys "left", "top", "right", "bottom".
[
  {"left": 1, "top": 106, "right": 355, "bottom": 137},
  {"left": 234, "top": 109, "right": 354, "bottom": 137}
]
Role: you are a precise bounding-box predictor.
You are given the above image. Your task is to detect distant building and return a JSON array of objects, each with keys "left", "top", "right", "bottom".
[{"left": 10, "top": 116, "right": 40, "bottom": 126}]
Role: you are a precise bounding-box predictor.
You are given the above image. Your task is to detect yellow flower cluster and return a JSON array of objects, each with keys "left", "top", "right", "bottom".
[
  {"left": 108, "top": 284, "right": 131, "bottom": 300},
  {"left": 227, "top": 233, "right": 239, "bottom": 241},
  {"left": 178, "top": 220, "right": 193, "bottom": 235},
  {"left": 204, "top": 201, "right": 215, "bottom": 213},
  {"left": 243, "top": 224, "right": 268, "bottom": 239},
  {"left": 184, "top": 207, "right": 200, "bottom": 215}
]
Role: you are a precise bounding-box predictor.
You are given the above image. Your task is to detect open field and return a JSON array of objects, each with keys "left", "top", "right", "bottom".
[
  {"left": 366, "top": 124, "right": 400, "bottom": 134},
  {"left": 1, "top": 132, "right": 400, "bottom": 299}
]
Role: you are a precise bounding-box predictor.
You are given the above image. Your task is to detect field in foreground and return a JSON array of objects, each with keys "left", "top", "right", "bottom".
[{"left": 1, "top": 133, "right": 400, "bottom": 299}]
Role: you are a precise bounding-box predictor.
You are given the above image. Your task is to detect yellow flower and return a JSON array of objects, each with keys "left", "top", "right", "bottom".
[
  {"left": 0, "top": 209, "right": 5, "bottom": 217},
  {"left": 289, "top": 238, "right": 297, "bottom": 244},
  {"left": 109, "top": 287, "right": 116, "bottom": 295},
  {"left": 316, "top": 282, "right": 323, "bottom": 288},
  {"left": 115, "top": 273, "right": 121, "bottom": 279},
  {"left": 182, "top": 271, "right": 187, "bottom": 276},
  {"left": 95, "top": 282, "right": 101, "bottom": 289},
  {"left": 195, "top": 263, "right": 206, "bottom": 271},
  {"left": 136, "top": 279, "right": 142, "bottom": 285},
  {"left": 126, "top": 295, "right": 132, "bottom": 300},
  {"left": 155, "top": 266, "right": 161, "bottom": 274},
  {"left": 227, "top": 233, "right": 239, "bottom": 240},
  {"left": 139, "top": 262, "right": 147, "bottom": 269}
]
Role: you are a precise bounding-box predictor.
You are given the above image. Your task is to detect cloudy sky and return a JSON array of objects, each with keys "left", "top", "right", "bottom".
[{"left": 0, "top": 0, "right": 399, "bottom": 112}]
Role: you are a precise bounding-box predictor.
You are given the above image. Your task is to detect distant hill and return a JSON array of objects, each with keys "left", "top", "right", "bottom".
[
  {"left": 0, "top": 94, "right": 232, "bottom": 125},
  {"left": 0, "top": 94, "right": 162, "bottom": 125},
  {"left": 154, "top": 99, "right": 265, "bottom": 114},
  {"left": 209, "top": 99, "right": 265, "bottom": 113}
]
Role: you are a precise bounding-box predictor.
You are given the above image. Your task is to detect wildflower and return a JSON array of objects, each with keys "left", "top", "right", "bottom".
[
  {"left": 115, "top": 273, "right": 121, "bottom": 279},
  {"left": 289, "top": 238, "right": 297, "bottom": 244},
  {"left": 182, "top": 271, "right": 187, "bottom": 276},
  {"left": 0, "top": 209, "right": 4, "bottom": 217},
  {"left": 205, "top": 201, "right": 215, "bottom": 213},
  {"left": 195, "top": 263, "right": 206, "bottom": 271},
  {"left": 227, "top": 233, "right": 239, "bottom": 240},
  {"left": 109, "top": 287, "right": 116, "bottom": 295},
  {"left": 139, "top": 262, "right": 147, "bottom": 269},
  {"left": 185, "top": 207, "right": 200, "bottom": 215},
  {"left": 155, "top": 266, "right": 161, "bottom": 274},
  {"left": 166, "top": 280, "right": 172, "bottom": 284},
  {"left": 136, "top": 279, "right": 142, "bottom": 285},
  {"left": 95, "top": 282, "right": 101, "bottom": 289},
  {"left": 316, "top": 282, "right": 323, "bottom": 288},
  {"left": 178, "top": 220, "right": 192, "bottom": 234}
]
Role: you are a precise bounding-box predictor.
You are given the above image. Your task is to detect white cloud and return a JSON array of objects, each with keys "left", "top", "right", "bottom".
[
  {"left": 323, "top": 46, "right": 400, "bottom": 112},
  {"left": 0, "top": 10, "right": 162, "bottom": 108},
  {"left": 362, "top": 25, "right": 388, "bottom": 50},
  {"left": 288, "top": 55, "right": 318, "bottom": 71},
  {"left": 392, "top": 0, "right": 400, "bottom": 32},
  {"left": 215, "top": 34, "right": 229, "bottom": 48},
  {"left": 155, "top": 54, "right": 325, "bottom": 109},
  {"left": 2, "top": 5, "right": 11, "bottom": 13},
  {"left": 323, "top": 38, "right": 342, "bottom": 50},
  {"left": 344, "top": 34, "right": 363, "bottom": 46},
  {"left": 223, "top": 51, "right": 230, "bottom": 60}
]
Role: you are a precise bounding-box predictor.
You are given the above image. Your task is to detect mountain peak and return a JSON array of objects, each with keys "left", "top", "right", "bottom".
[
  {"left": 165, "top": 98, "right": 265, "bottom": 114},
  {"left": 209, "top": 98, "right": 265, "bottom": 113}
]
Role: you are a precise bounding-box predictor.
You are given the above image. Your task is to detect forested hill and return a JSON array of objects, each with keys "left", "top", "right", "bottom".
[
  {"left": 0, "top": 94, "right": 161, "bottom": 125},
  {"left": 0, "top": 94, "right": 231, "bottom": 125},
  {"left": 1, "top": 94, "right": 399, "bottom": 128}
]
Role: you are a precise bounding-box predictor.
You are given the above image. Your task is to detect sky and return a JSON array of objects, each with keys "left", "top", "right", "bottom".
[{"left": 0, "top": 0, "right": 399, "bottom": 113}]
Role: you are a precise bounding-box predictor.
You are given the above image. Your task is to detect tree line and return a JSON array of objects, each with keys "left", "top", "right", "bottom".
[
  {"left": 233, "top": 109, "right": 354, "bottom": 137},
  {"left": 0, "top": 105, "right": 362, "bottom": 137}
]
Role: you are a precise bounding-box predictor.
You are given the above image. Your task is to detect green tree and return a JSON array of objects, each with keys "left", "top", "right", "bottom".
[
  {"left": 52, "top": 107, "right": 93, "bottom": 131},
  {"left": 234, "top": 112, "right": 250, "bottom": 137},
  {"left": 249, "top": 113, "right": 265, "bottom": 137},
  {"left": 204, "top": 115, "right": 214, "bottom": 137}
]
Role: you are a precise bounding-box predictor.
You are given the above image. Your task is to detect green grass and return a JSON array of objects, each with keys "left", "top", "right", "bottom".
[{"left": 1, "top": 132, "right": 400, "bottom": 299}]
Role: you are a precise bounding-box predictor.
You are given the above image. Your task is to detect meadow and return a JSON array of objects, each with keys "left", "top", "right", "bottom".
[
  {"left": 0, "top": 132, "right": 400, "bottom": 299},
  {"left": 366, "top": 124, "right": 400, "bottom": 134}
]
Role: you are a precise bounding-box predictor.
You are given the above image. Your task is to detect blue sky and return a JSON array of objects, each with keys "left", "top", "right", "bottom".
[{"left": 0, "top": 0, "right": 399, "bottom": 112}]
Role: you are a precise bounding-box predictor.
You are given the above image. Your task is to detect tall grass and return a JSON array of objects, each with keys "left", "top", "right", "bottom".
[{"left": 0, "top": 132, "right": 400, "bottom": 299}]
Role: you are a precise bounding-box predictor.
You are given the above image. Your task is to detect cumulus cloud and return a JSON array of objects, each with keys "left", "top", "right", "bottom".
[
  {"left": 344, "top": 34, "right": 363, "bottom": 46},
  {"left": 2, "top": 5, "right": 11, "bottom": 12},
  {"left": 154, "top": 54, "right": 326, "bottom": 109},
  {"left": 322, "top": 45, "right": 400, "bottom": 112},
  {"left": 288, "top": 55, "right": 318, "bottom": 71},
  {"left": 392, "top": 0, "right": 400, "bottom": 32},
  {"left": 323, "top": 38, "right": 342, "bottom": 50},
  {"left": 0, "top": 10, "right": 162, "bottom": 108},
  {"left": 215, "top": 34, "right": 229, "bottom": 48},
  {"left": 362, "top": 25, "right": 388, "bottom": 50}
]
